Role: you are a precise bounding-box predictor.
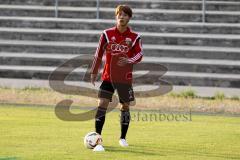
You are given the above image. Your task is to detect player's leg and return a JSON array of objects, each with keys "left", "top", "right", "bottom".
[
  {"left": 95, "top": 81, "right": 114, "bottom": 135},
  {"left": 120, "top": 103, "right": 130, "bottom": 139},
  {"left": 119, "top": 103, "right": 131, "bottom": 147},
  {"left": 94, "top": 81, "right": 114, "bottom": 152},
  {"left": 93, "top": 98, "right": 109, "bottom": 152},
  {"left": 115, "top": 83, "right": 134, "bottom": 147},
  {"left": 95, "top": 98, "right": 110, "bottom": 135}
]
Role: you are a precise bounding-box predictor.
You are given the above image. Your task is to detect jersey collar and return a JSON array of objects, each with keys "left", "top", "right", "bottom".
[{"left": 115, "top": 26, "right": 130, "bottom": 36}]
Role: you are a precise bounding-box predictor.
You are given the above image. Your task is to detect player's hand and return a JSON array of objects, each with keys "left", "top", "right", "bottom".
[
  {"left": 117, "top": 57, "right": 129, "bottom": 66},
  {"left": 90, "top": 74, "right": 97, "bottom": 86}
]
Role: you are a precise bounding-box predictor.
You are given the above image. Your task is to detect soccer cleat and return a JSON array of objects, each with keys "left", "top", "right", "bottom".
[
  {"left": 93, "top": 144, "right": 105, "bottom": 152},
  {"left": 119, "top": 139, "right": 129, "bottom": 147}
]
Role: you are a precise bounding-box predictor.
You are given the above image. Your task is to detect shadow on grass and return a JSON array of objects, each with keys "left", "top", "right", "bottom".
[
  {"left": 0, "top": 157, "right": 19, "bottom": 160},
  {"left": 104, "top": 145, "right": 166, "bottom": 156}
]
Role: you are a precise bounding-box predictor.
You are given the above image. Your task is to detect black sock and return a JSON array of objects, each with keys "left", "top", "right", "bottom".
[
  {"left": 120, "top": 110, "right": 131, "bottom": 139},
  {"left": 95, "top": 107, "right": 107, "bottom": 135}
]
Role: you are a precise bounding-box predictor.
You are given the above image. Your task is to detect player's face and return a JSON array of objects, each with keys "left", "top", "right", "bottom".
[{"left": 116, "top": 11, "right": 130, "bottom": 27}]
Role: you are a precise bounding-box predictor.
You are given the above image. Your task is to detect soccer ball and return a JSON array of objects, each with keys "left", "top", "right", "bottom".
[{"left": 83, "top": 132, "right": 102, "bottom": 149}]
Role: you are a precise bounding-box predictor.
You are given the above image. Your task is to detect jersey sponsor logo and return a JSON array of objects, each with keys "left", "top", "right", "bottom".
[
  {"left": 106, "top": 41, "right": 131, "bottom": 55},
  {"left": 110, "top": 43, "right": 129, "bottom": 53}
]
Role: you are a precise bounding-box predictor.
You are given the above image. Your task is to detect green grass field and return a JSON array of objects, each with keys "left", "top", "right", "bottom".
[{"left": 0, "top": 104, "right": 240, "bottom": 160}]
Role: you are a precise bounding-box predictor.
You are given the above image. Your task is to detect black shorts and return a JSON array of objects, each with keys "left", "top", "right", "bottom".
[{"left": 98, "top": 81, "right": 134, "bottom": 104}]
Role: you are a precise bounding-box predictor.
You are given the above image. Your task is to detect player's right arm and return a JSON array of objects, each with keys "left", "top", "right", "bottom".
[{"left": 90, "top": 33, "right": 107, "bottom": 86}]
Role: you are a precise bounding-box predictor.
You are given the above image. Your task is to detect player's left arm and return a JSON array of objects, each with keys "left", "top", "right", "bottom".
[{"left": 128, "top": 37, "right": 143, "bottom": 64}]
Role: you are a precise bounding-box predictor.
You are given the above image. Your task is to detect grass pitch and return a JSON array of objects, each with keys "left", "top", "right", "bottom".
[{"left": 0, "top": 104, "right": 240, "bottom": 160}]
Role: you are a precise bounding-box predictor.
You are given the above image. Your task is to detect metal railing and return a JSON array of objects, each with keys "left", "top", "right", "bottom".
[
  {"left": 96, "top": 0, "right": 100, "bottom": 19},
  {"left": 202, "top": 0, "right": 206, "bottom": 23},
  {"left": 54, "top": 0, "right": 100, "bottom": 19},
  {"left": 55, "top": 0, "right": 58, "bottom": 18},
  {"left": 54, "top": 0, "right": 207, "bottom": 22}
]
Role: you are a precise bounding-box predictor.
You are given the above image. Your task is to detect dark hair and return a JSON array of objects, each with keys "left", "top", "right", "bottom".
[{"left": 115, "top": 5, "right": 132, "bottom": 18}]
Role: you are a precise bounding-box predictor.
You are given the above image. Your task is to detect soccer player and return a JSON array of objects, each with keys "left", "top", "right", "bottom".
[{"left": 90, "top": 5, "right": 143, "bottom": 151}]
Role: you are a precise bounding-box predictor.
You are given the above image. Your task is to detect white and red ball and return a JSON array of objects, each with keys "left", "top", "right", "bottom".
[{"left": 83, "top": 132, "right": 102, "bottom": 149}]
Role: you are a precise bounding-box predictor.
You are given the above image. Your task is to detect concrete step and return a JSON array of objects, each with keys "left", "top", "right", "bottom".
[
  {"left": 1, "top": 28, "right": 240, "bottom": 48},
  {"left": 1, "top": 0, "right": 240, "bottom": 11},
  {"left": 0, "top": 40, "right": 239, "bottom": 60},
  {"left": 206, "top": 0, "right": 240, "bottom": 1},
  {"left": 141, "top": 57, "right": 240, "bottom": 74},
  {"left": 1, "top": 17, "right": 240, "bottom": 34},
  {"left": 163, "top": 71, "right": 240, "bottom": 88},
  {"left": 197, "top": 0, "right": 240, "bottom": 1},
  {"left": 0, "top": 52, "right": 81, "bottom": 67},
  {"left": 1, "top": 52, "right": 240, "bottom": 74},
  {"left": 0, "top": 65, "right": 239, "bottom": 88},
  {"left": 1, "top": 5, "right": 240, "bottom": 22}
]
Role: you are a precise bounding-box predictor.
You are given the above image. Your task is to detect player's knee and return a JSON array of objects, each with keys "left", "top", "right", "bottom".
[
  {"left": 120, "top": 103, "right": 129, "bottom": 111},
  {"left": 98, "top": 98, "right": 110, "bottom": 108}
]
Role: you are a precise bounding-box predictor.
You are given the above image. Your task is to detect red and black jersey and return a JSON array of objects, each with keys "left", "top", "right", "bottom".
[{"left": 90, "top": 26, "right": 143, "bottom": 84}]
